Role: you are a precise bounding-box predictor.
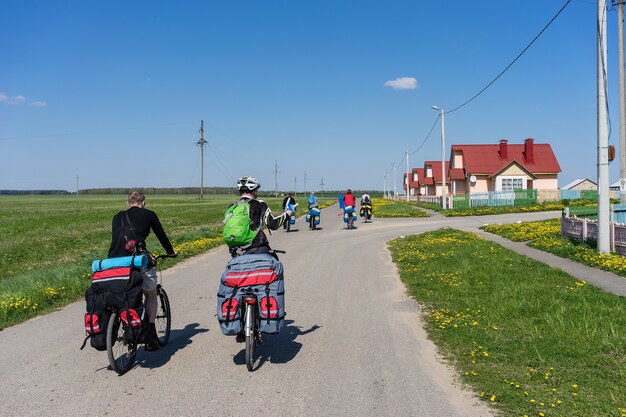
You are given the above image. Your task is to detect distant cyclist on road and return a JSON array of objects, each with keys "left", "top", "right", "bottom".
[
  {"left": 343, "top": 189, "right": 356, "bottom": 208},
  {"left": 282, "top": 193, "right": 296, "bottom": 230},
  {"left": 307, "top": 192, "right": 319, "bottom": 209}
]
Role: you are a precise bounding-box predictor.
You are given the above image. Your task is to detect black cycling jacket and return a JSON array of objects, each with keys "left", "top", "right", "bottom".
[
  {"left": 108, "top": 206, "right": 175, "bottom": 258},
  {"left": 232, "top": 197, "right": 287, "bottom": 255}
]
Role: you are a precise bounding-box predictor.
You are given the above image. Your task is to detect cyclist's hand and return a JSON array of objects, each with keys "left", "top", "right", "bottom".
[{"left": 285, "top": 210, "right": 292, "bottom": 217}]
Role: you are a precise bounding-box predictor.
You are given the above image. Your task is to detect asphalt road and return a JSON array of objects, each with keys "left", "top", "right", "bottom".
[{"left": 0, "top": 206, "right": 560, "bottom": 417}]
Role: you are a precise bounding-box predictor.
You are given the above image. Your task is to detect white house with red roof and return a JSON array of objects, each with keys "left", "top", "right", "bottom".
[
  {"left": 448, "top": 138, "right": 561, "bottom": 195},
  {"left": 403, "top": 167, "right": 425, "bottom": 196}
]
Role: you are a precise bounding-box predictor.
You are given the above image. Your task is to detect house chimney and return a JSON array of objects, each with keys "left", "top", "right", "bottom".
[
  {"left": 499, "top": 139, "right": 508, "bottom": 160},
  {"left": 524, "top": 138, "right": 534, "bottom": 163}
]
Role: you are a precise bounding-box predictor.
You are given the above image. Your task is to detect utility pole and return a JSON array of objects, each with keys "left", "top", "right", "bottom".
[
  {"left": 618, "top": 0, "right": 626, "bottom": 203},
  {"left": 598, "top": 0, "right": 611, "bottom": 253},
  {"left": 385, "top": 171, "right": 391, "bottom": 198},
  {"left": 294, "top": 176, "right": 297, "bottom": 197},
  {"left": 76, "top": 175, "right": 79, "bottom": 196},
  {"left": 196, "top": 120, "right": 207, "bottom": 199},
  {"left": 304, "top": 170, "right": 308, "bottom": 194},
  {"left": 405, "top": 151, "right": 410, "bottom": 202},
  {"left": 320, "top": 178, "right": 325, "bottom": 196},
  {"left": 393, "top": 163, "right": 397, "bottom": 199},
  {"left": 383, "top": 174, "right": 387, "bottom": 199},
  {"left": 274, "top": 160, "right": 279, "bottom": 197}
]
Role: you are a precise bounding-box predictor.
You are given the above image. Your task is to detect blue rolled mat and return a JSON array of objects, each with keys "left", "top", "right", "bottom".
[{"left": 92, "top": 255, "right": 148, "bottom": 272}]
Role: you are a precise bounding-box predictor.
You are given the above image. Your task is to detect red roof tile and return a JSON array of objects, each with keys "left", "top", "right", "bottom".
[
  {"left": 423, "top": 161, "right": 450, "bottom": 184},
  {"left": 408, "top": 168, "right": 424, "bottom": 187},
  {"left": 450, "top": 139, "right": 561, "bottom": 175},
  {"left": 449, "top": 168, "right": 465, "bottom": 180}
]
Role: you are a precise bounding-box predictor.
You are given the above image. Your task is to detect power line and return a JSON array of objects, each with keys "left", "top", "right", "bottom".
[
  {"left": 410, "top": 115, "right": 441, "bottom": 155},
  {"left": 446, "top": 0, "right": 573, "bottom": 115}
]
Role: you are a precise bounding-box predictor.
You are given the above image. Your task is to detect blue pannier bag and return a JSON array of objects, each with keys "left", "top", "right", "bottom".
[{"left": 216, "top": 254, "right": 286, "bottom": 335}]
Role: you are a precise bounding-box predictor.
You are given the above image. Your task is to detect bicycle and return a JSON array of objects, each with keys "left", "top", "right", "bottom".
[
  {"left": 284, "top": 203, "right": 297, "bottom": 232},
  {"left": 239, "top": 249, "right": 285, "bottom": 372},
  {"left": 106, "top": 253, "right": 176, "bottom": 375},
  {"left": 241, "top": 290, "right": 261, "bottom": 371}
]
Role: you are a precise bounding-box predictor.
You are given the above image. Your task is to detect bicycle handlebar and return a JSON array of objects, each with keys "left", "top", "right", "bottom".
[{"left": 154, "top": 253, "right": 178, "bottom": 261}]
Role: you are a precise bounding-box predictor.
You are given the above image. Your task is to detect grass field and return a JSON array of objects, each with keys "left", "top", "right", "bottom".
[
  {"left": 389, "top": 229, "right": 626, "bottom": 417},
  {"left": 0, "top": 194, "right": 335, "bottom": 329},
  {"left": 482, "top": 218, "right": 626, "bottom": 279},
  {"left": 371, "top": 198, "right": 429, "bottom": 218}
]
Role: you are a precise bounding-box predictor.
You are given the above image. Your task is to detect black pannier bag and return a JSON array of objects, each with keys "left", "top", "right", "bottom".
[{"left": 81, "top": 262, "right": 144, "bottom": 351}]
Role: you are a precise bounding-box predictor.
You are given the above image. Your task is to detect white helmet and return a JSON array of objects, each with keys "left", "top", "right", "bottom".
[{"left": 237, "top": 176, "right": 260, "bottom": 192}]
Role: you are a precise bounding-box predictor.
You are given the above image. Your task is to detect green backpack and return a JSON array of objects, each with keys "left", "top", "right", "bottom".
[{"left": 223, "top": 200, "right": 258, "bottom": 247}]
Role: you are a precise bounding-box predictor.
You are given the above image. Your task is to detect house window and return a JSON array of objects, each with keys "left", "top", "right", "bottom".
[{"left": 498, "top": 176, "right": 525, "bottom": 191}]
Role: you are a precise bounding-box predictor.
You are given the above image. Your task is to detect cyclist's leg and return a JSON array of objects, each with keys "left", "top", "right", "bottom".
[
  {"left": 143, "top": 267, "right": 158, "bottom": 323},
  {"left": 142, "top": 267, "right": 160, "bottom": 350}
]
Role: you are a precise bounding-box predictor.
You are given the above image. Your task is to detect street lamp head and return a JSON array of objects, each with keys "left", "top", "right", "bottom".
[{"left": 432, "top": 105, "right": 441, "bottom": 112}]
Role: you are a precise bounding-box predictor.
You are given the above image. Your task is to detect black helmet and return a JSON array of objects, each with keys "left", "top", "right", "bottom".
[{"left": 237, "top": 176, "right": 261, "bottom": 192}]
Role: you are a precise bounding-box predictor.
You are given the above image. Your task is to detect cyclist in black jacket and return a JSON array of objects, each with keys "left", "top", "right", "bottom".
[
  {"left": 230, "top": 176, "right": 291, "bottom": 259},
  {"left": 281, "top": 193, "right": 296, "bottom": 230},
  {"left": 108, "top": 189, "right": 177, "bottom": 351}
]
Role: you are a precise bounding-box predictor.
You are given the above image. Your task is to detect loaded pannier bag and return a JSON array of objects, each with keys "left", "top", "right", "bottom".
[
  {"left": 81, "top": 255, "right": 146, "bottom": 350},
  {"left": 216, "top": 253, "right": 286, "bottom": 335},
  {"left": 216, "top": 286, "right": 243, "bottom": 335}
]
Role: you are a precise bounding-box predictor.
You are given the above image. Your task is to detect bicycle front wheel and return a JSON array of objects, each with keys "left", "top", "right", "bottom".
[
  {"left": 245, "top": 303, "right": 256, "bottom": 372},
  {"left": 156, "top": 286, "right": 171, "bottom": 346},
  {"left": 106, "top": 312, "right": 137, "bottom": 375}
]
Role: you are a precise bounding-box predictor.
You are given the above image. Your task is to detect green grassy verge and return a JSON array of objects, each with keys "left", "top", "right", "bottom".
[
  {"left": 444, "top": 201, "right": 565, "bottom": 217},
  {"left": 482, "top": 218, "right": 626, "bottom": 278},
  {"left": 0, "top": 194, "right": 333, "bottom": 329},
  {"left": 371, "top": 198, "right": 429, "bottom": 218},
  {"left": 413, "top": 199, "right": 600, "bottom": 217},
  {"left": 389, "top": 229, "right": 626, "bottom": 417}
]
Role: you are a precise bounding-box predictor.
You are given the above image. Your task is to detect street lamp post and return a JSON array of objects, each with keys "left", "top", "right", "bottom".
[{"left": 432, "top": 106, "right": 447, "bottom": 209}]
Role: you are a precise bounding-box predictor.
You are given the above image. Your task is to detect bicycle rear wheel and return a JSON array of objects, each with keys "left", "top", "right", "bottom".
[
  {"left": 156, "top": 286, "right": 171, "bottom": 346},
  {"left": 106, "top": 312, "right": 137, "bottom": 375},
  {"left": 245, "top": 303, "right": 256, "bottom": 372}
]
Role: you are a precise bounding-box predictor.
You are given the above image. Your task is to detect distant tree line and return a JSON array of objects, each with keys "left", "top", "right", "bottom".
[
  {"left": 79, "top": 187, "right": 237, "bottom": 195},
  {"left": 0, "top": 190, "right": 72, "bottom": 195},
  {"left": 0, "top": 188, "right": 383, "bottom": 197}
]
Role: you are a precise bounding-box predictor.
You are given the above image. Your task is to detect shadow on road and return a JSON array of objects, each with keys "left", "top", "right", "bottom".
[
  {"left": 232, "top": 320, "right": 320, "bottom": 369},
  {"left": 139, "top": 322, "right": 208, "bottom": 369}
]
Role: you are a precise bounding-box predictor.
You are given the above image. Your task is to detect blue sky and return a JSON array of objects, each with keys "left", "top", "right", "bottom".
[{"left": 0, "top": 0, "right": 617, "bottom": 192}]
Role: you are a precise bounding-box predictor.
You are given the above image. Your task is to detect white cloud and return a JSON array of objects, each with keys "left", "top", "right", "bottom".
[
  {"left": 384, "top": 77, "right": 418, "bottom": 90},
  {"left": 0, "top": 92, "right": 46, "bottom": 106}
]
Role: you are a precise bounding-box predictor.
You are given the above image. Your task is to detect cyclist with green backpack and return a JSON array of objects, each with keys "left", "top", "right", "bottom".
[
  {"left": 220, "top": 176, "right": 291, "bottom": 347},
  {"left": 223, "top": 176, "right": 291, "bottom": 259}
]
